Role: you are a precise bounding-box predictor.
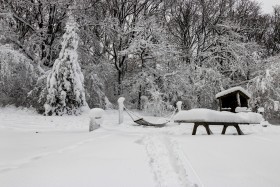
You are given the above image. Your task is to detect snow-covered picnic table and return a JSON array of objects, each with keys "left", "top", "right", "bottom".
[{"left": 174, "top": 109, "right": 264, "bottom": 135}]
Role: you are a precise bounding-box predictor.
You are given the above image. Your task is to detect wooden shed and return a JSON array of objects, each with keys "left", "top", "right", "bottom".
[{"left": 215, "top": 87, "right": 251, "bottom": 113}]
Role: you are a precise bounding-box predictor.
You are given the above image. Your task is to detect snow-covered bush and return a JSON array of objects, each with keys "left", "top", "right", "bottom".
[
  {"left": 143, "top": 88, "right": 172, "bottom": 117},
  {"left": 189, "top": 66, "right": 225, "bottom": 109},
  {"left": 27, "top": 71, "right": 50, "bottom": 113},
  {"left": 248, "top": 56, "right": 280, "bottom": 120},
  {"left": 44, "top": 14, "right": 88, "bottom": 115},
  {"left": 84, "top": 73, "right": 113, "bottom": 109},
  {"left": 0, "top": 45, "right": 37, "bottom": 106}
]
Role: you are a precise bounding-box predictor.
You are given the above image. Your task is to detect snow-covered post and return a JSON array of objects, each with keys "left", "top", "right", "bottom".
[
  {"left": 257, "top": 107, "right": 264, "bottom": 115},
  {"left": 118, "top": 97, "right": 125, "bottom": 124},
  {"left": 89, "top": 108, "right": 104, "bottom": 132},
  {"left": 176, "top": 101, "right": 182, "bottom": 111}
]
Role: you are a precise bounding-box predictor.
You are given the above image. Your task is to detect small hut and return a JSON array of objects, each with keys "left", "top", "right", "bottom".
[{"left": 215, "top": 86, "right": 251, "bottom": 112}]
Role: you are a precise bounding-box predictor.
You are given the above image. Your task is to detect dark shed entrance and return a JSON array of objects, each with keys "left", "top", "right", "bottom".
[{"left": 215, "top": 87, "right": 251, "bottom": 113}]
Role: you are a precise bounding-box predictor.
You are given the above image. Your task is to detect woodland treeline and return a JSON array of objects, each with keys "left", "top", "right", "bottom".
[{"left": 0, "top": 0, "right": 280, "bottom": 119}]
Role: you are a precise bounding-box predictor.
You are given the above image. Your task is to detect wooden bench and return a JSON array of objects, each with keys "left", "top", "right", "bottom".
[{"left": 175, "top": 121, "right": 249, "bottom": 135}]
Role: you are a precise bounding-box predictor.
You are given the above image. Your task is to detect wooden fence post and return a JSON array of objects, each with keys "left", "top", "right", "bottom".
[
  {"left": 118, "top": 97, "right": 125, "bottom": 124},
  {"left": 236, "top": 92, "right": 241, "bottom": 107}
]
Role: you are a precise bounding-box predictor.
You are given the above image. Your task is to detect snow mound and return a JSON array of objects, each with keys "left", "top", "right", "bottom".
[
  {"left": 235, "top": 107, "right": 251, "bottom": 113},
  {"left": 89, "top": 108, "right": 105, "bottom": 118}
]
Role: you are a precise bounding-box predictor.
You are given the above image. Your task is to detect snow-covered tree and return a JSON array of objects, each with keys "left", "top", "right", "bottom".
[
  {"left": 0, "top": 0, "right": 70, "bottom": 67},
  {"left": 248, "top": 55, "right": 280, "bottom": 119},
  {"left": 199, "top": 21, "right": 261, "bottom": 83},
  {"left": 44, "top": 13, "right": 88, "bottom": 116},
  {"left": 119, "top": 17, "right": 181, "bottom": 113}
]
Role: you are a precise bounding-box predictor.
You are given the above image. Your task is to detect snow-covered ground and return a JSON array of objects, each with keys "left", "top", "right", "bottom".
[{"left": 1, "top": 106, "right": 280, "bottom": 187}]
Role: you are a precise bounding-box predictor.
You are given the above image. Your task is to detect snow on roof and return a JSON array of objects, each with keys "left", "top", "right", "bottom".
[
  {"left": 215, "top": 86, "right": 251, "bottom": 99},
  {"left": 174, "top": 109, "right": 263, "bottom": 124}
]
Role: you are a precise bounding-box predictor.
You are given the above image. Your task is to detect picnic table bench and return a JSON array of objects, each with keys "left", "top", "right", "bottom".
[
  {"left": 174, "top": 121, "right": 249, "bottom": 135},
  {"left": 173, "top": 109, "right": 263, "bottom": 136}
]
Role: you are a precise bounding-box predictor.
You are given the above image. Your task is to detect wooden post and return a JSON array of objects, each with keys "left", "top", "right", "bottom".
[
  {"left": 219, "top": 98, "right": 222, "bottom": 111},
  {"left": 234, "top": 125, "right": 244, "bottom": 135},
  {"left": 118, "top": 97, "right": 125, "bottom": 124},
  {"left": 192, "top": 124, "right": 199, "bottom": 135},
  {"left": 222, "top": 125, "right": 228, "bottom": 135},
  {"left": 236, "top": 92, "right": 241, "bottom": 107},
  {"left": 176, "top": 101, "right": 182, "bottom": 111}
]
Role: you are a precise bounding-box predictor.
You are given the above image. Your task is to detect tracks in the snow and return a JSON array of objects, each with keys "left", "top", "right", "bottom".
[
  {"left": 143, "top": 135, "right": 203, "bottom": 187},
  {"left": 0, "top": 132, "right": 111, "bottom": 174}
]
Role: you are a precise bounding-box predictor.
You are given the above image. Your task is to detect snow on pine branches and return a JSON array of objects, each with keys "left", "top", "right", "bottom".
[{"left": 44, "top": 13, "right": 88, "bottom": 116}]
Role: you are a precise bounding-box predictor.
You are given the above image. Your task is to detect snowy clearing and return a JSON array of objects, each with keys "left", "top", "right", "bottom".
[{"left": 1, "top": 107, "right": 280, "bottom": 187}]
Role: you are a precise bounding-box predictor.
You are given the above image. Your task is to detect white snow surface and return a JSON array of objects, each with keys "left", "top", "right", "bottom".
[
  {"left": 174, "top": 109, "right": 263, "bottom": 124},
  {"left": 215, "top": 86, "right": 251, "bottom": 99},
  {"left": 1, "top": 106, "right": 280, "bottom": 187}
]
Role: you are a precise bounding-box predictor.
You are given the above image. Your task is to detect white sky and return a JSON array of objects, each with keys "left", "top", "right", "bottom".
[{"left": 255, "top": 0, "right": 279, "bottom": 14}]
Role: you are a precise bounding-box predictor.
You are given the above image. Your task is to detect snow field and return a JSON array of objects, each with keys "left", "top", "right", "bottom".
[
  {"left": 1, "top": 106, "right": 280, "bottom": 187},
  {"left": 177, "top": 133, "right": 280, "bottom": 187}
]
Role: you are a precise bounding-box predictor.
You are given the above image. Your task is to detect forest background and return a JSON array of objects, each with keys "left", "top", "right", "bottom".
[{"left": 0, "top": 0, "right": 280, "bottom": 120}]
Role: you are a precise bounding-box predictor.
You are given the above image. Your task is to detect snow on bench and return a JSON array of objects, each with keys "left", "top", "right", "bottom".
[
  {"left": 174, "top": 109, "right": 263, "bottom": 135},
  {"left": 174, "top": 109, "right": 263, "bottom": 124}
]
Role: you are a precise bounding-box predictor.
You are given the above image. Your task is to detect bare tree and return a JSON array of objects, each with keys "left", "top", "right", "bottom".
[{"left": 0, "top": 0, "right": 71, "bottom": 70}]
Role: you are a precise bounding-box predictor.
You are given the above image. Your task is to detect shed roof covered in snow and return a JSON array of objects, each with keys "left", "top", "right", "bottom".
[
  {"left": 216, "top": 87, "right": 251, "bottom": 112},
  {"left": 215, "top": 86, "right": 251, "bottom": 99}
]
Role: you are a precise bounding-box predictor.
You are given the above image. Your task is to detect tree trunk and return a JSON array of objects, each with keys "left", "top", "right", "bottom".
[{"left": 138, "top": 85, "right": 142, "bottom": 110}]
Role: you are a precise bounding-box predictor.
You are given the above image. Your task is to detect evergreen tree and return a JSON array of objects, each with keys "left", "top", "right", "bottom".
[{"left": 44, "top": 13, "right": 88, "bottom": 115}]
